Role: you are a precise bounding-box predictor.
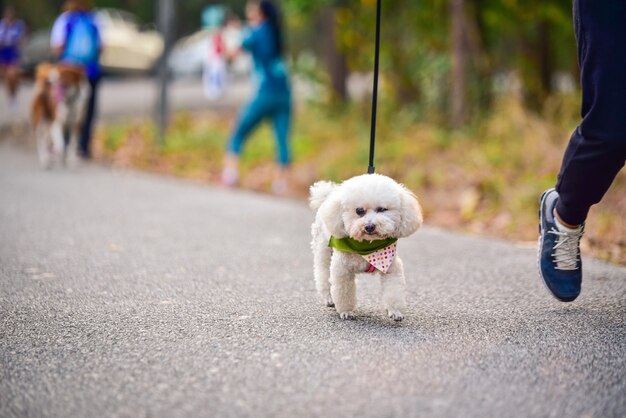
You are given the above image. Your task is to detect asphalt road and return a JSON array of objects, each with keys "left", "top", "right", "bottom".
[
  {"left": 0, "top": 76, "right": 250, "bottom": 128},
  {"left": 0, "top": 143, "right": 625, "bottom": 418}
]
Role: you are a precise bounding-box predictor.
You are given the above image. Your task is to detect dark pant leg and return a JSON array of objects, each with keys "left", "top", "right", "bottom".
[
  {"left": 80, "top": 76, "right": 99, "bottom": 158},
  {"left": 555, "top": 0, "right": 626, "bottom": 225}
]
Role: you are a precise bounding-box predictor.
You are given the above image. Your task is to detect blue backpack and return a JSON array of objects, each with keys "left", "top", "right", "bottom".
[{"left": 63, "top": 12, "right": 99, "bottom": 66}]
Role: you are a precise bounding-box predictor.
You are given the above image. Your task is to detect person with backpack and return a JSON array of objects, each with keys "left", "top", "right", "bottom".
[{"left": 50, "top": 0, "right": 102, "bottom": 160}]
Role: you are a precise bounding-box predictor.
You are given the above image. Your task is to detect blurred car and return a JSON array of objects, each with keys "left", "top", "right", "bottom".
[
  {"left": 21, "top": 8, "right": 163, "bottom": 76},
  {"left": 170, "top": 2, "right": 230, "bottom": 77},
  {"left": 167, "top": 29, "right": 211, "bottom": 78},
  {"left": 168, "top": 26, "right": 251, "bottom": 79},
  {"left": 21, "top": 29, "right": 56, "bottom": 75},
  {"left": 97, "top": 8, "right": 163, "bottom": 75}
]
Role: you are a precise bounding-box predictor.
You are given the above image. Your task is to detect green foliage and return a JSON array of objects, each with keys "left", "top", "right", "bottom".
[
  {"left": 8, "top": 0, "right": 248, "bottom": 37},
  {"left": 283, "top": 0, "right": 576, "bottom": 117},
  {"left": 15, "top": 0, "right": 579, "bottom": 117},
  {"left": 102, "top": 123, "right": 127, "bottom": 152},
  {"left": 6, "top": 0, "right": 61, "bottom": 28}
]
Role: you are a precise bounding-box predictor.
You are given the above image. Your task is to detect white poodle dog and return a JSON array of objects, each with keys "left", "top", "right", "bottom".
[{"left": 309, "top": 174, "right": 423, "bottom": 321}]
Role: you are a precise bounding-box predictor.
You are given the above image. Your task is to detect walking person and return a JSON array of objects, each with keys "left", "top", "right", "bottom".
[
  {"left": 0, "top": 5, "right": 26, "bottom": 113},
  {"left": 221, "top": 0, "right": 292, "bottom": 194},
  {"left": 538, "top": 0, "right": 626, "bottom": 302},
  {"left": 50, "top": 0, "right": 102, "bottom": 159}
]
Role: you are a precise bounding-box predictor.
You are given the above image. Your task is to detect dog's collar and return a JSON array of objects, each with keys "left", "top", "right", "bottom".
[
  {"left": 328, "top": 236, "right": 398, "bottom": 274},
  {"left": 328, "top": 236, "right": 397, "bottom": 255}
]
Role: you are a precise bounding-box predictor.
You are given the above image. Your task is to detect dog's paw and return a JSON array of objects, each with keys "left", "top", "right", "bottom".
[
  {"left": 339, "top": 311, "right": 356, "bottom": 320},
  {"left": 39, "top": 156, "right": 52, "bottom": 170},
  {"left": 326, "top": 296, "right": 335, "bottom": 308},
  {"left": 387, "top": 309, "right": 404, "bottom": 322}
]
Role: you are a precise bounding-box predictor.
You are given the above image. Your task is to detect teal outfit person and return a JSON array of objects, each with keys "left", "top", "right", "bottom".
[{"left": 227, "top": 22, "right": 292, "bottom": 165}]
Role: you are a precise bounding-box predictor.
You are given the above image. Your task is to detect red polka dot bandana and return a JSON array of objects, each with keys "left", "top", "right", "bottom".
[{"left": 363, "top": 242, "right": 397, "bottom": 273}]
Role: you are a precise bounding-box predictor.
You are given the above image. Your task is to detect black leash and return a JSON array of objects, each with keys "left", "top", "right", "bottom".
[{"left": 368, "top": 0, "right": 382, "bottom": 174}]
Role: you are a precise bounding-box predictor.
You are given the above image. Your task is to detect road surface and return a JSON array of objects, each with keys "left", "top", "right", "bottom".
[
  {"left": 0, "top": 76, "right": 250, "bottom": 128},
  {"left": 0, "top": 143, "right": 625, "bottom": 418}
]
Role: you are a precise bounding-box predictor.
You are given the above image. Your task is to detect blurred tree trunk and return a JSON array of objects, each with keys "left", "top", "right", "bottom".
[
  {"left": 467, "top": 0, "right": 493, "bottom": 110},
  {"left": 450, "top": 0, "right": 468, "bottom": 128},
  {"left": 538, "top": 19, "right": 552, "bottom": 96},
  {"left": 321, "top": 6, "right": 348, "bottom": 101},
  {"left": 385, "top": 0, "right": 421, "bottom": 105},
  {"left": 388, "top": 50, "right": 421, "bottom": 104},
  {"left": 521, "top": 19, "right": 553, "bottom": 108}
]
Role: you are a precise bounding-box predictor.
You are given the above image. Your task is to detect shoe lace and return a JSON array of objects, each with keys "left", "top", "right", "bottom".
[{"left": 548, "top": 226, "right": 583, "bottom": 271}]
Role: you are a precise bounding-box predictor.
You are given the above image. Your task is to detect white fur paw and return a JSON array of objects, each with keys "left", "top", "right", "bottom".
[
  {"left": 40, "top": 159, "right": 52, "bottom": 170},
  {"left": 387, "top": 309, "right": 404, "bottom": 321},
  {"left": 339, "top": 311, "right": 356, "bottom": 320},
  {"left": 326, "top": 295, "right": 335, "bottom": 307},
  {"left": 66, "top": 156, "right": 79, "bottom": 170}
]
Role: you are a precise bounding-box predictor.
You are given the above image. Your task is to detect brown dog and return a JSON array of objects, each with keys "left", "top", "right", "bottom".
[{"left": 31, "top": 62, "right": 87, "bottom": 168}]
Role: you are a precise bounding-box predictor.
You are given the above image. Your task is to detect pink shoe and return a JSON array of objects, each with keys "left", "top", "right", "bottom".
[
  {"left": 220, "top": 167, "right": 239, "bottom": 187},
  {"left": 271, "top": 178, "right": 288, "bottom": 195}
]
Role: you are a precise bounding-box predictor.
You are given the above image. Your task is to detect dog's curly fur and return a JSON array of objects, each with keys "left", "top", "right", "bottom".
[{"left": 310, "top": 174, "right": 423, "bottom": 321}]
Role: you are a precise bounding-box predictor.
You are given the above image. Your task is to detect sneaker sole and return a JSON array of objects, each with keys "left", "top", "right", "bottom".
[{"left": 536, "top": 190, "right": 578, "bottom": 303}]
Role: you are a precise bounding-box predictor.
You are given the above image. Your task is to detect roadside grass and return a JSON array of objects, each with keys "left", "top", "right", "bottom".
[{"left": 94, "top": 94, "right": 625, "bottom": 264}]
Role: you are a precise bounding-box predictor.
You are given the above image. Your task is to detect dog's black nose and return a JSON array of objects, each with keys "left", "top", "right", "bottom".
[{"left": 365, "top": 224, "right": 376, "bottom": 234}]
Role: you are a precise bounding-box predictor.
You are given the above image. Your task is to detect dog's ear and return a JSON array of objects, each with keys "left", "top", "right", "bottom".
[
  {"left": 309, "top": 180, "right": 337, "bottom": 211},
  {"left": 318, "top": 189, "right": 347, "bottom": 238},
  {"left": 395, "top": 185, "right": 423, "bottom": 237}
]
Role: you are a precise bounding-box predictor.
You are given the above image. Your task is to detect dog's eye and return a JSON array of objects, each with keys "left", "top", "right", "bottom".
[
  {"left": 376, "top": 207, "right": 388, "bottom": 213},
  {"left": 355, "top": 207, "right": 366, "bottom": 216}
]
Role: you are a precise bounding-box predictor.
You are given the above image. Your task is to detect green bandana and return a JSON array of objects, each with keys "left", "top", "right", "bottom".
[{"left": 328, "top": 236, "right": 398, "bottom": 255}]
